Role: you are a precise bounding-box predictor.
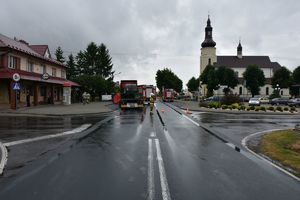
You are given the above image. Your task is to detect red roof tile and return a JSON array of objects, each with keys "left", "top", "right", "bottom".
[{"left": 29, "top": 45, "right": 49, "bottom": 56}]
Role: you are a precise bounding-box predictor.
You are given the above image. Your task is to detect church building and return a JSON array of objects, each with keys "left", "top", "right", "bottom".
[{"left": 200, "top": 16, "right": 290, "bottom": 98}]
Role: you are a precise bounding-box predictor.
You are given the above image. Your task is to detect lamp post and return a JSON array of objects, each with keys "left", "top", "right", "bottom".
[{"left": 275, "top": 84, "right": 281, "bottom": 97}]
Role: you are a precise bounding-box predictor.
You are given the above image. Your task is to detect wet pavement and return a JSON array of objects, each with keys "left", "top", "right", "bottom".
[{"left": 0, "top": 102, "right": 299, "bottom": 199}]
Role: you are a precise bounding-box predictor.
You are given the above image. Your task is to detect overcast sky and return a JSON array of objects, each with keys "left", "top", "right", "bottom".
[{"left": 1, "top": 0, "right": 300, "bottom": 88}]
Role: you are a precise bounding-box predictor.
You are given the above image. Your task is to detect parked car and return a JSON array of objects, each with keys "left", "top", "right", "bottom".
[
  {"left": 204, "top": 96, "right": 222, "bottom": 103},
  {"left": 259, "top": 96, "right": 270, "bottom": 104},
  {"left": 248, "top": 98, "right": 260, "bottom": 106},
  {"left": 287, "top": 98, "right": 300, "bottom": 107},
  {"left": 270, "top": 97, "right": 289, "bottom": 105}
]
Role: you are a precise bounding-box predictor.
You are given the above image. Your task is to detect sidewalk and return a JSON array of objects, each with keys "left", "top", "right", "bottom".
[{"left": 0, "top": 101, "right": 118, "bottom": 116}]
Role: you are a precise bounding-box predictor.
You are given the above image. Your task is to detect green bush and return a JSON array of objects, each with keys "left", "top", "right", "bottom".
[
  {"left": 276, "top": 106, "right": 283, "bottom": 112},
  {"left": 290, "top": 106, "right": 296, "bottom": 112},
  {"left": 255, "top": 107, "right": 260, "bottom": 111},
  {"left": 221, "top": 94, "right": 240, "bottom": 105},
  {"left": 260, "top": 106, "right": 266, "bottom": 112},
  {"left": 240, "top": 105, "right": 246, "bottom": 110},
  {"left": 231, "top": 103, "right": 239, "bottom": 109},
  {"left": 199, "top": 102, "right": 208, "bottom": 108},
  {"left": 268, "top": 106, "right": 274, "bottom": 111},
  {"left": 283, "top": 107, "right": 289, "bottom": 111},
  {"left": 208, "top": 102, "right": 221, "bottom": 109},
  {"left": 246, "top": 107, "right": 251, "bottom": 111},
  {"left": 227, "top": 105, "right": 232, "bottom": 110},
  {"left": 221, "top": 105, "right": 228, "bottom": 110},
  {"left": 250, "top": 106, "right": 255, "bottom": 110}
]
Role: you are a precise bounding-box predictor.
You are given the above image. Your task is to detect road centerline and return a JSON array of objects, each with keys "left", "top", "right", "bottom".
[
  {"left": 155, "top": 138, "right": 171, "bottom": 200},
  {"left": 147, "top": 138, "right": 155, "bottom": 200}
]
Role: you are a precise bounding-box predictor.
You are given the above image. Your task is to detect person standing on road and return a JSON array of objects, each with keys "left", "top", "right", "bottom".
[{"left": 150, "top": 93, "right": 155, "bottom": 114}]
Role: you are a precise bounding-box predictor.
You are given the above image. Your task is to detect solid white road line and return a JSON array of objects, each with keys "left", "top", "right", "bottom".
[
  {"left": 155, "top": 139, "right": 171, "bottom": 200},
  {"left": 4, "top": 124, "right": 92, "bottom": 147},
  {"left": 147, "top": 139, "right": 155, "bottom": 200},
  {"left": 182, "top": 114, "right": 200, "bottom": 127},
  {"left": 241, "top": 128, "right": 300, "bottom": 182},
  {"left": 150, "top": 131, "right": 156, "bottom": 138},
  {"left": 0, "top": 141, "right": 8, "bottom": 174}
]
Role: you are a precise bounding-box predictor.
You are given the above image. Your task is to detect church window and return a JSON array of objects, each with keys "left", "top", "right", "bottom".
[
  {"left": 208, "top": 58, "right": 211, "bottom": 65},
  {"left": 239, "top": 87, "right": 242, "bottom": 95},
  {"left": 281, "top": 91, "right": 283, "bottom": 95}
]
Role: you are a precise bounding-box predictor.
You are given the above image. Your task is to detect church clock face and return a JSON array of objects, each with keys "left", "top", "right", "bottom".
[{"left": 208, "top": 31, "right": 211, "bottom": 36}]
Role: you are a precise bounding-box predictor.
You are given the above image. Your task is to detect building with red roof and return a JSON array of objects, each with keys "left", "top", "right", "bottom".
[{"left": 0, "top": 33, "right": 79, "bottom": 109}]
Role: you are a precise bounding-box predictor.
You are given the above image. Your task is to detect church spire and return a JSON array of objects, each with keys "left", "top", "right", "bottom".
[
  {"left": 237, "top": 39, "right": 242, "bottom": 59},
  {"left": 201, "top": 15, "right": 216, "bottom": 48}
]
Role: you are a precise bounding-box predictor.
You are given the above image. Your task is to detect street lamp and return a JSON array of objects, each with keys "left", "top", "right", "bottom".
[{"left": 275, "top": 84, "right": 281, "bottom": 96}]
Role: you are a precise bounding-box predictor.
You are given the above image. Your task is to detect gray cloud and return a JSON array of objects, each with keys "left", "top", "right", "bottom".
[{"left": 1, "top": 0, "right": 300, "bottom": 88}]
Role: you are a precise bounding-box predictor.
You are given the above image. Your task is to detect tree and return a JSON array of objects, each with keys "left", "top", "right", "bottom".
[
  {"left": 215, "top": 66, "right": 239, "bottom": 94},
  {"left": 291, "top": 66, "right": 300, "bottom": 96},
  {"left": 271, "top": 67, "right": 292, "bottom": 88},
  {"left": 76, "top": 42, "right": 114, "bottom": 78},
  {"left": 96, "top": 43, "right": 114, "bottom": 78},
  {"left": 243, "top": 65, "right": 265, "bottom": 97},
  {"left": 200, "top": 65, "right": 218, "bottom": 97},
  {"left": 66, "top": 54, "right": 78, "bottom": 80},
  {"left": 156, "top": 68, "right": 183, "bottom": 93},
  {"left": 187, "top": 77, "right": 199, "bottom": 92},
  {"left": 55, "top": 46, "right": 65, "bottom": 63}
]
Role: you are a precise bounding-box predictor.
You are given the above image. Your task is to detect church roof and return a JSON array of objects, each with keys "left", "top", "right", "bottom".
[{"left": 215, "top": 56, "right": 281, "bottom": 70}]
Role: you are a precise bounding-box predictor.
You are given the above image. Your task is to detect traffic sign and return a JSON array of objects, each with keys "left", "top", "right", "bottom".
[
  {"left": 42, "top": 73, "right": 50, "bottom": 80},
  {"left": 13, "top": 73, "right": 20, "bottom": 82},
  {"left": 12, "top": 82, "right": 20, "bottom": 90}
]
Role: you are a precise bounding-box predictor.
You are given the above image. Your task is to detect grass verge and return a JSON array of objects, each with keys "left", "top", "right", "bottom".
[{"left": 260, "top": 129, "right": 300, "bottom": 177}]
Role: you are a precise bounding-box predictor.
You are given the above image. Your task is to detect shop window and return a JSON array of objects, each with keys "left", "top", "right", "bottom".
[{"left": 40, "top": 86, "right": 46, "bottom": 96}]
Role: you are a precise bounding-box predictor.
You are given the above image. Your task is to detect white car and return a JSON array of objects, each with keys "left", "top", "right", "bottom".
[{"left": 248, "top": 98, "right": 260, "bottom": 106}]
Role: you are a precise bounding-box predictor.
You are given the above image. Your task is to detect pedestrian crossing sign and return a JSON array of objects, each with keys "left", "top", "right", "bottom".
[{"left": 12, "top": 82, "right": 20, "bottom": 90}]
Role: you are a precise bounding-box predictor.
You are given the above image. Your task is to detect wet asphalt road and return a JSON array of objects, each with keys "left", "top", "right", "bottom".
[
  {"left": 0, "top": 114, "right": 109, "bottom": 142},
  {"left": 0, "top": 102, "right": 299, "bottom": 200}
]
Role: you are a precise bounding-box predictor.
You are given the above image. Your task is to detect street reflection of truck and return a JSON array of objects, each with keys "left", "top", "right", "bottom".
[
  {"left": 163, "top": 89, "right": 174, "bottom": 102},
  {"left": 120, "top": 80, "right": 144, "bottom": 109}
]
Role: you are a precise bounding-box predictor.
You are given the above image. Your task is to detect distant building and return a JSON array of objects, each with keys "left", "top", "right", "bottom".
[
  {"left": 199, "top": 16, "right": 289, "bottom": 97},
  {"left": 0, "top": 33, "right": 79, "bottom": 109}
]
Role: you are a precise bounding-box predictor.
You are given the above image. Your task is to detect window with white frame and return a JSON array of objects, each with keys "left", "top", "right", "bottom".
[
  {"left": 26, "top": 60, "right": 34, "bottom": 72},
  {"left": 40, "top": 64, "right": 46, "bottom": 74},
  {"left": 52, "top": 67, "right": 56, "bottom": 77},
  {"left": 8, "top": 55, "right": 17, "bottom": 69},
  {"left": 61, "top": 70, "right": 66, "bottom": 78}
]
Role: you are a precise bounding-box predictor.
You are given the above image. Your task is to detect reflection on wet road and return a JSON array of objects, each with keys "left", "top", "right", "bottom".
[
  {"left": 0, "top": 114, "right": 109, "bottom": 142},
  {"left": 0, "top": 102, "right": 299, "bottom": 200}
]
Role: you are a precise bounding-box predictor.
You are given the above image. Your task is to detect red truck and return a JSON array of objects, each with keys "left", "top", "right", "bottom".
[
  {"left": 138, "top": 85, "right": 156, "bottom": 104},
  {"left": 163, "top": 88, "right": 174, "bottom": 102},
  {"left": 120, "top": 80, "right": 144, "bottom": 109}
]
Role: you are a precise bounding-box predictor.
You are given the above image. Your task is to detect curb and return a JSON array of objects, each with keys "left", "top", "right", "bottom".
[
  {"left": 241, "top": 128, "right": 300, "bottom": 182},
  {"left": 0, "top": 141, "right": 8, "bottom": 175}
]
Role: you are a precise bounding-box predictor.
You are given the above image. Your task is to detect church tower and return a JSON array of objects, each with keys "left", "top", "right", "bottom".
[
  {"left": 200, "top": 16, "right": 217, "bottom": 74},
  {"left": 237, "top": 40, "right": 242, "bottom": 59}
]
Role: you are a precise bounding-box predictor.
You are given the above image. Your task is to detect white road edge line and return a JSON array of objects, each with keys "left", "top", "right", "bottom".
[
  {"left": 241, "top": 128, "right": 300, "bottom": 182},
  {"left": 147, "top": 139, "right": 155, "bottom": 200},
  {"left": 4, "top": 124, "right": 92, "bottom": 147},
  {"left": 0, "top": 141, "right": 8, "bottom": 174},
  {"left": 155, "top": 139, "right": 171, "bottom": 200},
  {"left": 182, "top": 114, "right": 200, "bottom": 127}
]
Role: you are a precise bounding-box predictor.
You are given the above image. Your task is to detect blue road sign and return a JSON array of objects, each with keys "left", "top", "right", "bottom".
[{"left": 12, "top": 82, "right": 20, "bottom": 90}]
